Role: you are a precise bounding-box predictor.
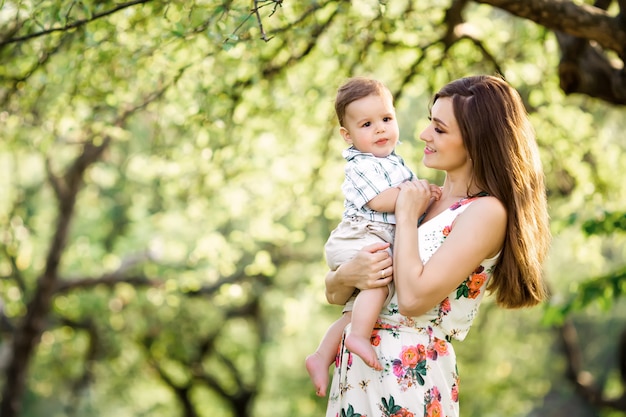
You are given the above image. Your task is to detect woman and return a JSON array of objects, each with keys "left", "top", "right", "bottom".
[{"left": 324, "top": 75, "right": 550, "bottom": 417}]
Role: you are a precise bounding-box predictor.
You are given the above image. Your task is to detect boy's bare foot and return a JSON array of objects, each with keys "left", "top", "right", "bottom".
[
  {"left": 345, "top": 333, "right": 382, "bottom": 370},
  {"left": 305, "top": 352, "right": 329, "bottom": 397}
]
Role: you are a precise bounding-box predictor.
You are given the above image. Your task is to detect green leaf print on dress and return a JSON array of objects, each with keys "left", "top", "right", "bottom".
[
  {"left": 341, "top": 404, "right": 363, "bottom": 417},
  {"left": 381, "top": 395, "right": 414, "bottom": 417}
]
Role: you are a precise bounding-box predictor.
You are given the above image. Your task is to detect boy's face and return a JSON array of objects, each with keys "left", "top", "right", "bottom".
[{"left": 340, "top": 93, "right": 399, "bottom": 158}]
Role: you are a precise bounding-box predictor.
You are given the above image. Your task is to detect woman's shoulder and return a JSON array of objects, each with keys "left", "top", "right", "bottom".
[
  {"left": 449, "top": 196, "right": 507, "bottom": 259},
  {"left": 458, "top": 195, "right": 506, "bottom": 221}
]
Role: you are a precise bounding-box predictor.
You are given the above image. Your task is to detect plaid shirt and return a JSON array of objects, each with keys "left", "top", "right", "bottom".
[{"left": 342, "top": 146, "right": 415, "bottom": 224}]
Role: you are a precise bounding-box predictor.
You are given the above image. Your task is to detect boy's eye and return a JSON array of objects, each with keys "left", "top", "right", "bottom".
[
  {"left": 383, "top": 117, "right": 392, "bottom": 122},
  {"left": 362, "top": 122, "right": 371, "bottom": 127}
]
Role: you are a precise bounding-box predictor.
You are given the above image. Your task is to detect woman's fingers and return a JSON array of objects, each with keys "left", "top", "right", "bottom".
[
  {"left": 361, "top": 241, "right": 391, "bottom": 254},
  {"left": 351, "top": 243, "right": 393, "bottom": 289}
]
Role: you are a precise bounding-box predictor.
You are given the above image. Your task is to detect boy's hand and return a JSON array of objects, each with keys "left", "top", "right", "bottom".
[{"left": 429, "top": 183, "right": 442, "bottom": 201}]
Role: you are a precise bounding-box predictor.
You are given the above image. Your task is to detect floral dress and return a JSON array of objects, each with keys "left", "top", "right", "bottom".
[{"left": 326, "top": 195, "right": 499, "bottom": 417}]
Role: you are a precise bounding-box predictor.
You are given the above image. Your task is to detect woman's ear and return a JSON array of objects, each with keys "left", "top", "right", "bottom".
[{"left": 340, "top": 127, "right": 352, "bottom": 145}]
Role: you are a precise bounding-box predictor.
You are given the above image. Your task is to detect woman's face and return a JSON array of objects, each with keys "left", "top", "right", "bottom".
[{"left": 419, "top": 97, "right": 470, "bottom": 172}]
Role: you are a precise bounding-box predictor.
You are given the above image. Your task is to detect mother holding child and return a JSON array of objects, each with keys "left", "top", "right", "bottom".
[{"left": 308, "top": 74, "right": 550, "bottom": 417}]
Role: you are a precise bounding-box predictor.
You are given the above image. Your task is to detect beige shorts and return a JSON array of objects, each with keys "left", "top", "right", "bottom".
[{"left": 324, "top": 216, "right": 395, "bottom": 312}]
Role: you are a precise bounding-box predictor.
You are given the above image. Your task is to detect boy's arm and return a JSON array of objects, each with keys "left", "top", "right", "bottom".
[
  {"left": 367, "top": 182, "right": 441, "bottom": 213},
  {"left": 366, "top": 186, "right": 400, "bottom": 213}
]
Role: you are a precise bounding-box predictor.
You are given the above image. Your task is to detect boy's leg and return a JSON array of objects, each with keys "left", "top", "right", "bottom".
[
  {"left": 344, "top": 286, "right": 388, "bottom": 370},
  {"left": 305, "top": 312, "right": 351, "bottom": 397}
]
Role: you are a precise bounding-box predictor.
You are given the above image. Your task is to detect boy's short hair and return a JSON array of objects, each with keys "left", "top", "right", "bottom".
[{"left": 335, "top": 77, "right": 393, "bottom": 127}]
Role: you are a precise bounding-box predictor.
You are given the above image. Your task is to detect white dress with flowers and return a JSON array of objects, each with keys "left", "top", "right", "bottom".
[{"left": 326, "top": 195, "right": 499, "bottom": 417}]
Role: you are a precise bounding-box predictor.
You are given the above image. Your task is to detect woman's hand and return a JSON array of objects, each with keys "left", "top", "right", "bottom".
[{"left": 325, "top": 242, "right": 393, "bottom": 305}]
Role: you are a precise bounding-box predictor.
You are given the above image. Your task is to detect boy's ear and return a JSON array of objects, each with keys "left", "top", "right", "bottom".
[{"left": 340, "top": 127, "right": 352, "bottom": 145}]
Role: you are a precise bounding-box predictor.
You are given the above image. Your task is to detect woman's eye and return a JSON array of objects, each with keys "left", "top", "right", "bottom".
[{"left": 434, "top": 127, "right": 444, "bottom": 134}]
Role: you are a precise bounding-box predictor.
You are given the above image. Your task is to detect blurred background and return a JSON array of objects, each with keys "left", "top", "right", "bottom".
[{"left": 1, "top": 1, "right": 625, "bottom": 416}]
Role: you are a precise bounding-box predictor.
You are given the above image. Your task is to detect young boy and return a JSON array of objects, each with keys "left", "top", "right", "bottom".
[{"left": 305, "top": 77, "right": 417, "bottom": 396}]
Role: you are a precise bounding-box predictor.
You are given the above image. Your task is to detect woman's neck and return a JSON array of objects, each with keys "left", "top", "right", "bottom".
[
  {"left": 440, "top": 159, "right": 480, "bottom": 195},
  {"left": 440, "top": 180, "right": 479, "bottom": 200}
]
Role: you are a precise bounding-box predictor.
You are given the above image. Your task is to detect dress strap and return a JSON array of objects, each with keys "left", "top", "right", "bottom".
[{"left": 418, "top": 191, "right": 489, "bottom": 226}]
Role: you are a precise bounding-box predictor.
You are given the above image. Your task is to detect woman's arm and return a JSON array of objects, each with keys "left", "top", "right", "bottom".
[
  {"left": 393, "top": 181, "right": 507, "bottom": 316},
  {"left": 325, "top": 242, "right": 394, "bottom": 305}
]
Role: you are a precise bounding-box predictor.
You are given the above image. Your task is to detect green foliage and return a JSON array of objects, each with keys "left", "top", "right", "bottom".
[
  {"left": 582, "top": 211, "right": 626, "bottom": 235},
  {"left": 564, "top": 267, "right": 626, "bottom": 315},
  {"left": 544, "top": 214, "right": 626, "bottom": 325}
]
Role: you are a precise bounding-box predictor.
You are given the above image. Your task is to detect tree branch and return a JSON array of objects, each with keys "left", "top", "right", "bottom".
[
  {"left": 1, "top": 137, "right": 109, "bottom": 417},
  {"left": 56, "top": 274, "right": 159, "bottom": 293},
  {"left": 57, "top": 317, "right": 100, "bottom": 417},
  {"left": 148, "top": 358, "right": 198, "bottom": 417},
  {"left": 0, "top": 79, "right": 177, "bottom": 416},
  {"left": 618, "top": 0, "right": 626, "bottom": 27},
  {"left": 555, "top": 30, "right": 626, "bottom": 104},
  {"left": 559, "top": 320, "right": 626, "bottom": 411},
  {"left": 475, "top": 0, "right": 626, "bottom": 58},
  {"left": 0, "top": 0, "right": 154, "bottom": 48},
  {"left": 476, "top": 0, "right": 626, "bottom": 103}
]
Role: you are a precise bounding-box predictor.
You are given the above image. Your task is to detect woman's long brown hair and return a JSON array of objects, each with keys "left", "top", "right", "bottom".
[{"left": 433, "top": 75, "right": 550, "bottom": 308}]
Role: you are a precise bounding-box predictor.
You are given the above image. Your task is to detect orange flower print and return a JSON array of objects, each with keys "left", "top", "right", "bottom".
[
  {"left": 468, "top": 272, "right": 486, "bottom": 291},
  {"left": 400, "top": 346, "right": 419, "bottom": 368},
  {"left": 439, "top": 297, "right": 451, "bottom": 314},
  {"left": 427, "top": 337, "right": 449, "bottom": 360},
  {"left": 424, "top": 387, "right": 443, "bottom": 417},
  {"left": 451, "top": 374, "right": 460, "bottom": 402},
  {"left": 370, "top": 330, "right": 381, "bottom": 347},
  {"left": 442, "top": 225, "right": 451, "bottom": 237},
  {"left": 394, "top": 345, "right": 429, "bottom": 389},
  {"left": 425, "top": 400, "right": 442, "bottom": 417},
  {"left": 467, "top": 271, "right": 486, "bottom": 298},
  {"left": 433, "top": 298, "right": 451, "bottom": 324},
  {"left": 456, "top": 265, "right": 488, "bottom": 300},
  {"left": 394, "top": 347, "right": 428, "bottom": 388},
  {"left": 400, "top": 345, "right": 425, "bottom": 368},
  {"left": 432, "top": 338, "right": 449, "bottom": 356}
]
